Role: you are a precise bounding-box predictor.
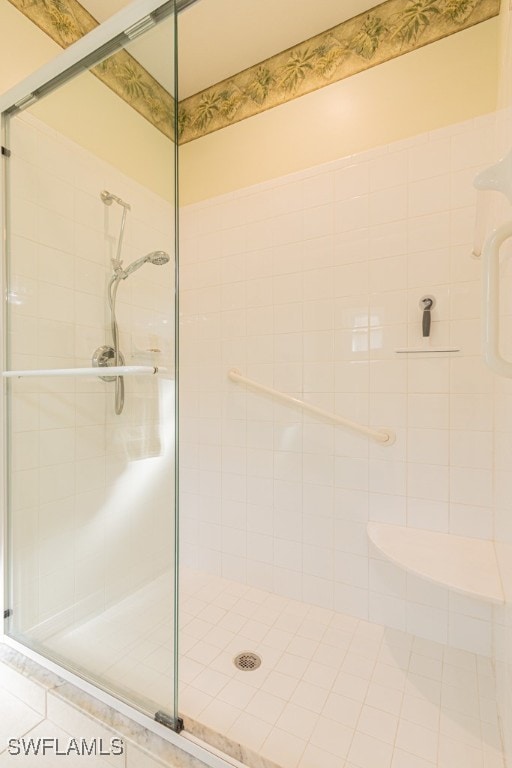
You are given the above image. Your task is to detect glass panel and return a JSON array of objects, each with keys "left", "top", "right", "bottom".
[{"left": 4, "top": 6, "right": 178, "bottom": 724}]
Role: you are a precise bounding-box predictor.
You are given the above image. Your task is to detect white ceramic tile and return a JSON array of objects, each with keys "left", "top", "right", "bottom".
[
  {"left": 368, "top": 220, "right": 407, "bottom": 260},
  {"left": 46, "top": 694, "right": 125, "bottom": 767},
  {"left": 409, "top": 138, "right": 451, "bottom": 181},
  {"left": 309, "top": 716, "right": 353, "bottom": 759},
  {"left": 0, "top": 689, "right": 43, "bottom": 753},
  {"left": 438, "top": 734, "right": 484, "bottom": 768},
  {"left": 125, "top": 744, "right": 171, "bottom": 768},
  {"left": 400, "top": 693, "right": 440, "bottom": 732},
  {"left": 395, "top": 720, "right": 438, "bottom": 763},
  {"left": 448, "top": 614, "right": 492, "bottom": 657},
  {"left": 303, "top": 204, "right": 333, "bottom": 240},
  {"left": 406, "top": 604, "right": 448, "bottom": 646},
  {"left": 370, "top": 151, "right": 408, "bottom": 192},
  {"left": 227, "top": 711, "right": 273, "bottom": 752},
  {"left": 335, "top": 164, "right": 369, "bottom": 201},
  {"left": 369, "top": 186, "right": 407, "bottom": 226},
  {"left": 369, "top": 255, "right": 407, "bottom": 293},
  {"left": 348, "top": 731, "right": 394, "bottom": 768},
  {"left": 408, "top": 211, "right": 450, "bottom": 253},
  {"left": 450, "top": 467, "right": 492, "bottom": 508},
  {"left": 333, "top": 671, "right": 370, "bottom": 702},
  {"left": 407, "top": 428, "right": 449, "bottom": 465},
  {"left": 369, "top": 593, "right": 406, "bottom": 632},
  {"left": 369, "top": 560, "right": 406, "bottom": 599},
  {"left": 409, "top": 176, "right": 450, "bottom": 217},
  {"left": 261, "top": 725, "right": 308, "bottom": 767},
  {"left": 276, "top": 702, "right": 319, "bottom": 740},
  {"left": 298, "top": 743, "right": 342, "bottom": 768},
  {"left": 408, "top": 248, "right": 450, "bottom": 287},
  {"left": 391, "top": 749, "right": 436, "bottom": 768},
  {"left": 357, "top": 704, "right": 398, "bottom": 744},
  {"left": 407, "top": 463, "right": 449, "bottom": 502},
  {"left": 365, "top": 682, "right": 404, "bottom": 719}
]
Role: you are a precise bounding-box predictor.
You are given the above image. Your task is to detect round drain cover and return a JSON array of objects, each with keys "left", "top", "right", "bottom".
[{"left": 233, "top": 652, "right": 261, "bottom": 671}]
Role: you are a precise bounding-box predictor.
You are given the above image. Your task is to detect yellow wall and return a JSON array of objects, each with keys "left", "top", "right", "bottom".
[
  {"left": 498, "top": 0, "right": 512, "bottom": 109},
  {"left": 0, "top": 0, "right": 59, "bottom": 90},
  {"left": 180, "top": 18, "right": 500, "bottom": 205},
  {"left": 28, "top": 74, "right": 174, "bottom": 202},
  {"left": 0, "top": 1, "right": 501, "bottom": 206},
  {"left": 0, "top": 0, "right": 174, "bottom": 201}
]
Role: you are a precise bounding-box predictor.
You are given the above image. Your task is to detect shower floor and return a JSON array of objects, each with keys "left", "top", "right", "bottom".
[{"left": 41, "top": 569, "right": 504, "bottom": 768}]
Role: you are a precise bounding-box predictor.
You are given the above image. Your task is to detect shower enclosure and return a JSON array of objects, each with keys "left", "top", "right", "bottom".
[
  {"left": 1, "top": 2, "right": 510, "bottom": 768},
  {"left": 1, "top": 0, "right": 182, "bottom": 737}
]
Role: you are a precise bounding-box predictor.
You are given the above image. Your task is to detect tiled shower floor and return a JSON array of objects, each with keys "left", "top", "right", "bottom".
[{"left": 42, "top": 569, "right": 504, "bottom": 768}]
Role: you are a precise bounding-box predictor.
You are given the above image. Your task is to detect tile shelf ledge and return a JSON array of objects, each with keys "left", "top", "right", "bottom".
[{"left": 367, "top": 522, "right": 504, "bottom": 604}]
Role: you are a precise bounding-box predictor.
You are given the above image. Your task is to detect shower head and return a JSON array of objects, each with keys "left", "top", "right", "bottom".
[
  {"left": 100, "top": 190, "right": 131, "bottom": 210},
  {"left": 147, "top": 251, "right": 171, "bottom": 266},
  {"left": 122, "top": 251, "right": 171, "bottom": 278}
]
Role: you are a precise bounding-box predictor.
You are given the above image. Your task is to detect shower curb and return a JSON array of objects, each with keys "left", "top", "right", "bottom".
[
  {"left": 0, "top": 643, "right": 283, "bottom": 768},
  {"left": 0, "top": 643, "right": 209, "bottom": 767},
  {"left": 182, "top": 715, "right": 282, "bottom": 768}
]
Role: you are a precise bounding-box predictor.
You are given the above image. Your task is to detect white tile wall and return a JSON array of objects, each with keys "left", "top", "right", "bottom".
[
  {"left": 180, "top": 112, "right": 498, "bottom": 658},
  {"left": 490, "top": 40, "right": 512, "bottom": 762},
  {"left": 7, "top": 102, "right": 512, "bottom": 766},
  {"left": 7, "top": 114, "right": 174, "bottom": 640}
]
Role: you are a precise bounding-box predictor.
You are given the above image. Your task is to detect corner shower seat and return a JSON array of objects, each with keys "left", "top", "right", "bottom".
[{"left": 367, "top": 522, "right": 504, "bottom": 603}]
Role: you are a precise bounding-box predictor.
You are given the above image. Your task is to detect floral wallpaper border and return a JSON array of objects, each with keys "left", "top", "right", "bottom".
[
  {"left": 179, "top": 0, "right": 500, "bottom": 143},
  {"left": 7, "top": 0, "right": 175, "bottom": 140},
  {"left": 8, "top": 0, "right": 500, "bottom": 145}
]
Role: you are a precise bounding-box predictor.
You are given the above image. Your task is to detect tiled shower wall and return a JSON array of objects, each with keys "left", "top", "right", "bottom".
[
  {"left": 7, "top": 113, "right": 174, "bottom": 635},
  {"left": 491, "top": 4, "right": 512, "bottom": 757},
  {"left": 180, "top": 112, "right": 497, "bottom": 657}
]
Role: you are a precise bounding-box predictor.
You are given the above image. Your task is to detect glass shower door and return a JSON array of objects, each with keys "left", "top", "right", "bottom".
[{"left": 2, "top": 1, "right": 180, "bottom": 728}]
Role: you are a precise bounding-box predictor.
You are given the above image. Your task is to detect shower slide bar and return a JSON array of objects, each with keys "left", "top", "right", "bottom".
[
  {"left": 3, "top": 365, "right": 158, "bottom": 379},
  {"left": 228, "top": 368, "right": 395, "bottom": 445},
  {"left": 482, "top": 220, "right": 512, "bottom": 378}
]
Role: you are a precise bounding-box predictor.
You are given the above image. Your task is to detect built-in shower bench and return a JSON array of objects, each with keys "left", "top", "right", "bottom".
[{"left": 367, "top": 522, "right": 504, "bottom": 603}]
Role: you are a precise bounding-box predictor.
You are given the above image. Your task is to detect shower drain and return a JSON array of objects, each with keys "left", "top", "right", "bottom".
[{"left": 233, "top": 652, "right": 262, "bottom": 671}]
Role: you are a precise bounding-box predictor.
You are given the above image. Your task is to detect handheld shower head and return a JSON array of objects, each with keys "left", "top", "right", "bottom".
[
  {"left": 121, "top": 251, "right": 171, "bottom": 278},
  {"left": 100, "top": 190, "right": 131, "bottom": 210},
  {"left": 147, "top": 251, "right": 171, "bottom": 266}
]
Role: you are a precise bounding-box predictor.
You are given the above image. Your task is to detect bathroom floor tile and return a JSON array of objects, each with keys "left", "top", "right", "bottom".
[{"left": 39, "top": 567, "right": 503, "bottom": 768}]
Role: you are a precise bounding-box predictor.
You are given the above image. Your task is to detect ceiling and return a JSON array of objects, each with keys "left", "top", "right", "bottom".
[{"left": 79, "top": 0, "right": 381, "bottom": 98}]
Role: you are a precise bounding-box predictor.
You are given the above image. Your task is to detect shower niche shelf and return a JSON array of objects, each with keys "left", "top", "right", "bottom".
[{"left": 367, "top": 522, "right": 504, "bottom": 604}]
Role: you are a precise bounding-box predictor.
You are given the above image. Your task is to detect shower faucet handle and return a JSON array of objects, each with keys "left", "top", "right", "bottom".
[
  {"left": 92, "top": 345, "right": 125, "bottom": 382},
  {"left": 419, "top": 295, "right": 435, "bottom": 339}
]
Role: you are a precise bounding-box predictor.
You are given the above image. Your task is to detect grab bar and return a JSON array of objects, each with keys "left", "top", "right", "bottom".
[
  {"left": 482, "top": 220, "right": 512, "bottom": 377},
  {"left": 228, "top": 368, "right": 395, "bottom": 445},
  {"left": 3, "top": 365, "right": 158, "bottom": 379},
  {"left": 472, "top": 150, "right": 512, "bottom": 258},
  {"left": 471, "top": 195, "right": 487, "bottom": 259}
]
